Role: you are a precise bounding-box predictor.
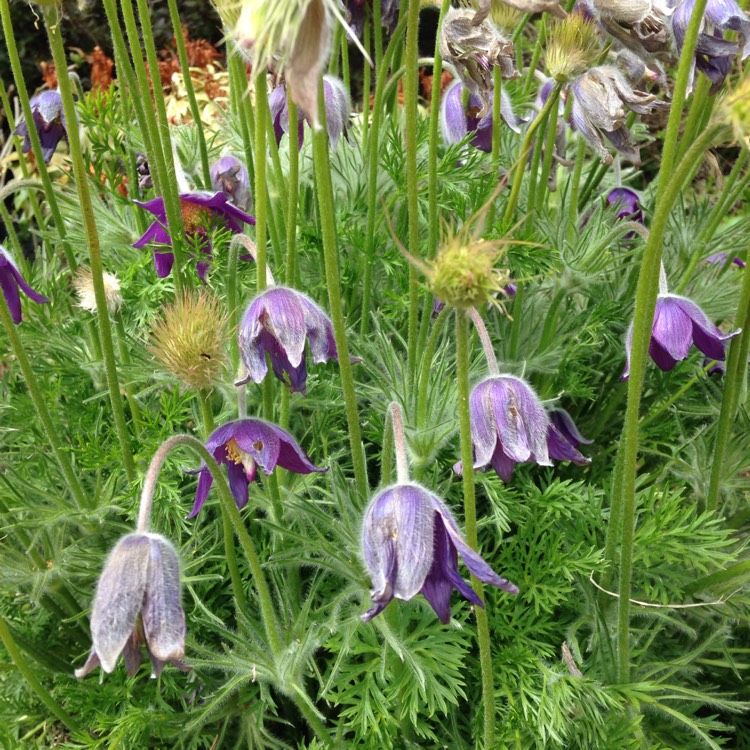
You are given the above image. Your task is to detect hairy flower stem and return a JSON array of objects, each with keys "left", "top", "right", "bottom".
[
  {"left": 286, "top": 96, "right": 300, "bottom": 288},
  {"left": 536, "top": 100, "right": 561, "bottom": 211},
  {"left": 0, "top": 618, "right": 87, "bottom": 736},
  {"left": 404, "top": 0, "right": 422, "bottom": 377},
  {"left": 0, "top": 295, "right": 89, "bottom": 509},
  {"left": 228, "top": 52, "right": 255, "bottom": 191},
  {"left": 166, "top": 0, "right": 211, "bottom": 187},
  {"left": 360, "top": 18, "right": 407, "bottom": 337},
  {"left": 566, "top": 139, "right": 587, "bottom": 245},
  {"left": 503, "top": 85, "right": 562, "bottom": 225},
  {"left": 114, "top": 312, "right": 143, "bottom": 435},
  {"left": 417, "top": 305, "right": 451, "bottom": 427},
  {"left": 44, "top": 6, "right": 137, "bottom": 484},
  {"left": 313, "top": 87, "right": 369, "bottom": 502},
  {"left": 388, "top": 402, "right": 410, "bottom": 484},
  {"left": 254, "top": 74, "right": 269, "bottom": 295},
  {"left": 485, "top": 67, "right": 503, "bottom": 229},
  {"left": 469, "top": 308, "right": 500, "bottom": 376},
  {"left": 362, "top": 22, "right": 372, "bottom": 149},
  {"left": 456, "top": 310, "right": 496, "bottom": 748},
  {"left": 707, "top": 251, "right": 750, "bottom": 511},
  {"left": 0, "top": 0, "right": 76, "bottom": 271},
  {"left": 610, "top": 0, "right": 709, "bottom": 684}
]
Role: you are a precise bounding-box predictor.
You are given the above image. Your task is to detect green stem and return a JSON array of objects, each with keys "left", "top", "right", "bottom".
[
  {"left": 0, "top": 618, "right": 86, "bottom": 735},
  {"left": 312, "top": 86, "right": 369, "bottom": 502},
  {"left": 340, "top": 27, "right": 351, "bottom": 92},
  {"left": 254, "top": 73, "right": 269, "bottom": 293},
  {"left": 362, "top": 19, "right": 371, "bottom": 150},
  {"left": 485, "top": 66, "right": 503, "bottom": 229},
  {"left": 566, "top": 139, "right": 586, "bottom": 245},
  {"left": 228, "top": 52, "right": 255, "bottom": 193},
  {"left": 455, "top": 310, "right": 495, "bottom": 748},
  {"left": 166, "top": 0, "right": 211, "bottom": 187},
  {"left": 44, "top": 5, "right": 137, "bottom": 483},
  {"left": 0, "top": 295, "right": 88, "bottom": 509},
  {"left": 675, "top": 76, "right": 710, "bottom": 165},
  {"left": 286, "top": 97, "right": 300, "bottom": 287},
  {"left": 114, "top": 311, "right": 143, "bottom": 436},
  {"left": 611, "top": 0, "right": 709, "bottom": 684},
  {"left": 509, "top": 282, "right": 524, "bottom": 361},
  {"left": 416, "top": 305, "right": 451, "bottom": 426},
  {"left": 536, "top": 93, "right": 561, "bottom": 210}
]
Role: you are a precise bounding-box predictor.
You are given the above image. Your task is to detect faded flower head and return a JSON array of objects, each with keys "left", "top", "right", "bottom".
[
  {"left": 149, "top": 291, "right": 229, "bottom": 390},
  {"left": 441, "top": 80, "right": 523, "bottom": 153},
  {"left": 187, "top": 418, "right": 326, "bottom": 517},
  {"left": 236, "top": 286, "right": 343, "bottom": 395},
  {"left": 720, "top": 76, "right": 750, "bottom": 148},
  {"left": 439, "top": 6, "right": 518, "bottom": 118},
  {"left": 473, "top": 0, "right": 566, "bottom": 25},
  {"left": 571, "top": 65, "right": 669, "bottom": 164},
  {"left": 13, "top": 90, "right": 68, "bottom": 163},
  {"left": 591, "top": 0, "right": 672, "bottom": 57},
  {"left": 361, "top": 482, "right": 518, "bottom": 623},
  {"left": 0, "top": 244, "right": 48, "bottom": 324},
  {"left": 134, "top": 192, "right": 255, "bottom": 282},
  {"left": 75, "top": 533, "right": 188, "bottom": 679},
  {"left": 73, "top": 267, "right": 123, "bottom": 315},
  {"left": 210, "top": 155, "right": 251, "bottom": 211},
  {"left": 545, "top": 11, "right": 600, "bottom": 81}
]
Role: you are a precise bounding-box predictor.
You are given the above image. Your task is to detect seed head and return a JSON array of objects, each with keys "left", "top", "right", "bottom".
[
  {"left": 545, "top": 12, "right": 600, "bottom": 81},
  {"left": 490, "top": 3, "right": 523, "bottom": 31},
  {"left": 149, "top": 291, "right": 229, "bottom": 390},
  {"left": 73, "top": 267, "right": 123, "bottom": 315},
  {"left": 720, "top": 78, "right": 750, "bottom": 149}
]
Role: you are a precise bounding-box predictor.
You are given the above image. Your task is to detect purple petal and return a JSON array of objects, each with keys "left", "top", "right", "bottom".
[
  {"left": 468, "top": 379, "right": 501, "bottom": 469},
  {"left": 651, "top": 296, "right": 693, "bottom": 363},
  {"left": 187, "top": 469, "right": 213, "bottom": 518},
  {"left": 134, "top": 221, "right": 172, "bottom": 248},
  {"left": 225, "top": 459, "right": 250, "bottom": 509},
  {"left": 153, "top": 251, "right": 175, "bottom": 278},
  {"left": 649, "top": 337, "right": 680, "bottom": 371},
  {"left": 263, "top": 423, "right": 326, "bottom": 474},
  {"left": 0, "top": 267, "right": 23, "bottom": 324},
  {"left": 491, "top": 442, "right": 518, "bottom": 483},
  {"left": 546, "top": 424, "right": 591, "bottom": 465}
]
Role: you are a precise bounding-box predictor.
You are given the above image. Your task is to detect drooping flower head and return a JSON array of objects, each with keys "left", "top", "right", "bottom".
[
  {"left": 547, "top": 407, "right": 593, "bottom": 465},
  {"left": 590, "top": 0, "right": 672, "bottom": 57},
  {"left": 473, "top": 0, "right": 567, "bottom": 25},
  {"left": 441, "top": 80, "right": 523, "bottom": 153},
  {"left": 210, "top": 155, "right": 251, "bottom": 211},
  {"left": 187, "top": 418, "right": 326, "bottom": 517},
  {"left": 236, "top": 286, "right": 343, "bottom": 395},
  {"left": 672, "top": 0, "right": 750, "bottom": 93},
  {"left": 361, "top": 484, "right": 518, "bottom": 623},
  {"left": 0, "top": 244, "right": 48, "bottom": 324},
  {"left": 606, "top": 186, "right": 644, "bottom": 223},
  {"left": 75, "top": 533, "right": 188, "bottom": 678},
  {"left": 133, "top": 191, "right": 255, "bottom": 282},
  {"left": 13, "top": 90, "right": 68, "bottom": 163}
]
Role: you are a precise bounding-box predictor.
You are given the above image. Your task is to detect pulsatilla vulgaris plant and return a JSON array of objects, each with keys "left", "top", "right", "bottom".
[{"left": 3, "top": 0, "right": 750, "bottom": 746}]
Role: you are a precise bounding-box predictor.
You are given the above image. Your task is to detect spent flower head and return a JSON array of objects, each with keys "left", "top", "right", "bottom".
[
  {"left": 149, "top": 291, "right": 229, "bottom": 390},
  {"left": 545, "top": 11, "right": 600, "bottom": 81},
  {"left": 720, "top": 77, "right": 750, "bottom": 149},
  {"left": 73, "top": 267, "right": 122, "bottom": 315}
]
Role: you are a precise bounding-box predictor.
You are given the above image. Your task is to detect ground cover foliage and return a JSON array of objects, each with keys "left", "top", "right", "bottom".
[{"left": 1, "top": 0, "right": 750, "bottom": 747}]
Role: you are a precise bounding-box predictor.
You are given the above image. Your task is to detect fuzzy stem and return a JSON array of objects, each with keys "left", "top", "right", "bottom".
[
  {"left": 286, "top": 97, "right": 300, "bottom": 287},
  {"left": 456, "top": 309, "right": 496, "bottom": 748},
  {"left": 362, "top": 20, "right": 372, "bottom": 149},
  {"left": 503, "top": 84, "right": 562, "bottom": 225},
  {"left": 388, "top": 402, "right": 410, "bottom": 484},
  {"left": 0, "top": 294, "right": 89, "bottom": 509},
  {"left": 611, "top": 0, "right": 709, "bottom": 684},
  {"left": 706, "top": 244, "right": 750, "bottom": 512},
  {"left": 228, "top": 234, "right": 256, "bottom": 373},
  {"left": 509, "top": 282, "right": 524, "bottom": 361},
  {"left": 381, "top": 407, "right": 394, "bottom": 486},
  {"left": 404, "top": 0, "right": 422, "bottom": 376},
  {"left": 468, "top": 307, "right": 500, "bottom": 376},
  {"left": 114, "top": 311, "right": 143, "bottom": 435},
  {"left": 44, "top": 6, "right": 137, "bottom": 484},
  {"left": 536, "top": 94, "right": 560, "bottom": 210},
  {"left": 566, "top": 139, "right": 587, "bottom": 245},
  {"left": 255, "top": 74, "right": 269, "bottom": 294},
  {"left": 166, "top": 0, "right": 211, "bottom": 187},
  {"left": 417, "top": 305, "right": 451, "bottom": 427},
  {"left": 486, "top": 67, "right": 503, "bottom": 229},
  {"left": 313, "top": 85, "right": 369, "bottom": 502}
]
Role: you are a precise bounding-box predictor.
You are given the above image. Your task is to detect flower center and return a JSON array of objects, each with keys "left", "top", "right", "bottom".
[
  {"left": 179, "top": 200, "right": 222, "bottom": 237},
  {"left": 225, "top": 438, "right": 258, "bottom": 475}
]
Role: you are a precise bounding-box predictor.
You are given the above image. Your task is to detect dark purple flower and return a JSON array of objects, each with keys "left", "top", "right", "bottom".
[
  {"left": 361, "top": 483, "right": 518, "bottom": 623},
  {"left": 187, "top": 418, "right": 326, "bottom": 518},
  {"left": 344, "top": 0, "right": 400, "bottom": 36},
  {"left": 547, "top": 408, "right": 592, "bottom": 465},
  {"left": 606, "top": 186, "right": 644, "bottom": 223},
  {"left": 622, "top": 293, "right": 740, "bottom": 378},
  {"left": 705, "top": 252, "right": 746, "bottom": 269},
  {"left": 75, "top": 533, "right": 188, "bottom": 679},
  {"left": 210, "top": 155, "right": 250, "bottom": 210},
  {"left": 454, "top": 375, "right": 552, "bottom": 482},
  {"left": 441, "top": 80, "right": 522, "bottom": 153},
  {"left": 673, "top": 0, "right": 750, "bottom": 92},
  {"left": 236, "top": 286, "right": 343, "bottom": 395},
  {"left": 0, "top": 245, "right": 48, "bottom": 324},
  {"left": 133, "top": 192, "right": 255, "bottom": 282},
  {"left": 13, "top": 90, "right": 68, "bottom": 163}
]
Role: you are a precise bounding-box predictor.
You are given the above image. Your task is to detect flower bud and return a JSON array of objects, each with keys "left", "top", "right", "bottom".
[
  {"left": 210, "top": 155, "right": 251, "bottom": 210},
  {"left": 149, "top": 291, "right": 229, "bottom": 390},
  {"left": 545, "top": 11, "right": 600, "bottom": 81},
  {"left": 73, "top": 267, "right": 123, "bottom": 315}
]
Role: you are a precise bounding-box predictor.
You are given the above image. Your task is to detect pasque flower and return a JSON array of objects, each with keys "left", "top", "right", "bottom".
[
  {"left": 705, "top": 252, "right": 746, "bottom": 269},
  {"left": 361, "top": 482, "right": 518, "bottom": 623},
  {"left": 0, "top": 245, "right": 48, "bottom": 324},
  {"left": 590, "top": 0, "right": 672, "bottom": 57},
  {"left": 75, "top": 533, "right": 188, "bottom": 678},
  {"left": 133, "top": 192, "right": 255, "bottom": 281},
  {"left": 13, "top": 90, "right": 68, "bottom": 163},
  {"left": 210, "top": 155, "right": 251, "bottom": 211},
  {"left": 237, "top": 286, "right": 345, "bottom": 395},
  {"left": 186, "top": 418, "right": 326, "bottom": 517},
  {"left": 547, "top": 408, "right": 593, "bottom": 465},
  {"left": 606, "top": 186, "right": 644, "bottom": 223}
]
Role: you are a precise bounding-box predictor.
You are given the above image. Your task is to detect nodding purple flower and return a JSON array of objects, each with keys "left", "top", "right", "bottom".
[
  {"left": 547, "top": 408, "right": 593, "bottom": 465},
  {"left": 361, "top": 483, "right": 518, "bottom": 623},
  {"left": 187, "top": 418, "right": 326, "bottom": 517},
  {"left": 705, "top": 252, "right": 746, "bottom": 269},
  {"left": 210, "top": 155, "right": 251, "bottom": 211},
  {"left": 441, "top": 80, "right": 523, "bottom": 153},
  {"left": 344, "top": 0, "right": 400, "bottom": 36},
  {"left": 75, "top": 533, "right": 188, "bottom": 679},
  {"left": 454, "top": 375, "right": 553, "bottom": 482},
  {"left": 0, "top": 245, "right": 48, "bottom": 324},
  {"left": 571, "top": 65, "right": 669, "bottom": 164},
  {"left": 590, "top": 0, "right": 672, "bottom": 57},
  {"left": 672, "top": 0, "right": 750, "bottom": 92},
  {"left": 622, "top": 293, "right": 740, "bottom": 379},
  {"left": 13, "top": 90, "right": 68, "bottom": 163},
  {"left": 133, "top": 192, "right": 255, "bottom": 282},
  {"left": 236, "top": 286, "right": 344, "bottom": 395},
  {"left": 268, "top": 76, "right": 350, "bottom": 150},
  {"left": 606, "top": 186, "right": 644, "bottom": 223}
]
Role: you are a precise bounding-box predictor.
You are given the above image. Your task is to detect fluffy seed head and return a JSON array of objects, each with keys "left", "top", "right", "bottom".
[
  {"left": 73, "top": 268, "right": 123, "bottom": 315},
  {"left": 149, "top": 291, "right": 229, "bottom": 390},
  {"left": 545, "top": 13, "right": 600, "bottom": 81},
  {"left": 490, "top": 3, "right": 523, "bottom": 31}
]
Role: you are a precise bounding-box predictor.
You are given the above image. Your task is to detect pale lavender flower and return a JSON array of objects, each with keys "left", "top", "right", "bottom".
[
  {"left": 705, "top": 252, "right": 746, "bottom": 269},
  {"left": 13, "top": 90, "right": 68, "bottom": 163},
  {"left": 361, "top": 483, "right": 518, "bottom": 623},
  {"left": 210, "top": 155, "right": 251, "bottom": 210},
  {"left": 0, "top": 245, "right": 48, "bottom": 324}
]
